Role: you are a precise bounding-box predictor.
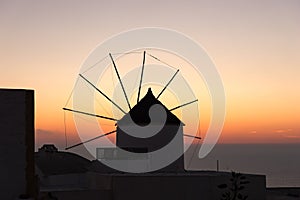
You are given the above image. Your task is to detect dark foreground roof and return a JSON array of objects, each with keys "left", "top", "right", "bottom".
[{"left": 35, "top": 145, "right": 92, "bottom": 175}]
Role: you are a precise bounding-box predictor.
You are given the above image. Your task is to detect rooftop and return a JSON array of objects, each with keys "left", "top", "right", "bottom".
[{"left": 117, "top": 88, "right": 184, "bottom": 126}]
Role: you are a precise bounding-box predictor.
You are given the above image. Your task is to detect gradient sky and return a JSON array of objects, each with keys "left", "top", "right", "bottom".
[{"left": 1, "top": 0, "right": 299, "bottom": 149}]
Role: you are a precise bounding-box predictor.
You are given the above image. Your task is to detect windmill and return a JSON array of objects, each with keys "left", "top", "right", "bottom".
[{"left": 63, "top": 50, "right": 201, "bottom": 171}]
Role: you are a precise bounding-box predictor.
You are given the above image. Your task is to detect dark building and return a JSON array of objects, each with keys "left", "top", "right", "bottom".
[
  {"left": 116, "top": 88, "right": 184, "bottom": 172},
  {"left": 0, "top": 89, "right": 36, "bottom": 199},
  {"left": 0, "top": 88, "right": 267, "bottom": 200},
  {"left": 36, "top": 144, "right": 266, "bottom": 200},
  {"left": 36, "top": 144, "right": 92, "bottom": 176}
]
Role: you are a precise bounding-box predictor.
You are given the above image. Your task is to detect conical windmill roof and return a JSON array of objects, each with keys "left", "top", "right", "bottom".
[{"left": 117, "top": 88, "right": 184, "bottom": 126}]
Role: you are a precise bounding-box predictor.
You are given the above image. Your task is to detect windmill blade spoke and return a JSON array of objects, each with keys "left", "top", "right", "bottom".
[
  {"left": 65, "top": 130, "right": 117, "bottom": 150},
  {"left": 63, "top": 107, "right": 118, "bottom": 121},
  {"left": 109, "top": 53, "right": 131, "bottom": 110},
  {"left": 184, "top": 134, "right": 201, "bottom": 140},
  {"left": 79, "top": 74, "right": 126, "bottom": 114},
  {"left": 147, "top": 53, "right": 177, "bottom": 70},
  {"left": 137, "top": 51, "right": 146, "bottom": 103},
  {"left": 169, "top": 99, "right": 198, "bottom": 111},
  {"left": 157, "top": 69, "right": 179, "bottom": 99}
]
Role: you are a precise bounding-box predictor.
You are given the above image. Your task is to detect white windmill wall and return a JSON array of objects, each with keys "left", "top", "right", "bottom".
[{"left": 116, "top": 124, "right": 185, "bottom": 172}]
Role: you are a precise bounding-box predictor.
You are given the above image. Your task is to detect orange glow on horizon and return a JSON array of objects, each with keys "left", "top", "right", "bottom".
[{"left": 2, "top": 1, "right": 298, "bottom": 149}]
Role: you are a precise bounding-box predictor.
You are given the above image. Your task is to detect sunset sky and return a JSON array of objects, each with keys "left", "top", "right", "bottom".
[{"left": 1, "top": 0, "right": 299, "bottom": 150}]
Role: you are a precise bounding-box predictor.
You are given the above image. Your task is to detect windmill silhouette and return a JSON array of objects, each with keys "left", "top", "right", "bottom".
[{"left": 63, "top": 51, "right": 200, "bottom": 171}]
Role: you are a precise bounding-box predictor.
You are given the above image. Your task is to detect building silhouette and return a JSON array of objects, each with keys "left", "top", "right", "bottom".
[{"left": 0, "top": 88, "right": 267, "bottom": 200}]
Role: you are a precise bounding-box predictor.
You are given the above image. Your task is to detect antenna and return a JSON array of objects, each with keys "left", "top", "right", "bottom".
[
  {"left": 79, "top": 74, "right": 126, "bottom": 114},
  {"left": 157, "top": 69, "right": 179, "bottom": 99},
  {"left": 65, "top": 130, "right": 117, "bottom": 150},
  {"left": 62, "top": 108, "right": 118, "bottom": 121},
  {"left": 137, "top": 51, "right": 146, "bottom": 103},
  {"left": 169, "top": 99, "right": 198, "bottom": 111},
  {"left": 109, "top": 53, "right": 131, "bottom": 110}
]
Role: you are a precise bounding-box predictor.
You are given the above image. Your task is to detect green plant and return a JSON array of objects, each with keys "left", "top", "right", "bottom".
[{"left": 218, "top": 171, "right": 250, "bottom": 200}]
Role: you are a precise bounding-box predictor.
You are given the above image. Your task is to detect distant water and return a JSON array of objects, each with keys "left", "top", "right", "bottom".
[{"left": 186, "top": 144, "right": 300, "bottom": 187}]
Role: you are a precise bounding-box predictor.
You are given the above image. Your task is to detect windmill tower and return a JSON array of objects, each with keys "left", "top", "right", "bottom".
[{"left": 116, "top": 88, "right": 185, "bottom": 172}]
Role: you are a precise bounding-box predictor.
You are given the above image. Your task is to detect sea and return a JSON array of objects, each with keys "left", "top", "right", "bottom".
[{"left": 186, "top": 143, "right": 300, "bottom": 187}]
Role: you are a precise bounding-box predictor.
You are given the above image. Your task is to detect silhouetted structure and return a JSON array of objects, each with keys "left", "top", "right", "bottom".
[
  {"left": 0, "top": 89, "right": 36, "bottom": 199},
  {"left": 57, "top": 48, "right": 267, "bottom": 199},
  {"left": 116, "top": 88, "right": 184, "bottom": 172},
  {"left": 36, "top": 144, "right": 91, "bottom": 175},
  {"left": 36, "top": 144, "right": 267, "bottom": 200},
  {"left": 0, "top": 80, "right": 268, "bottom": 200}
]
